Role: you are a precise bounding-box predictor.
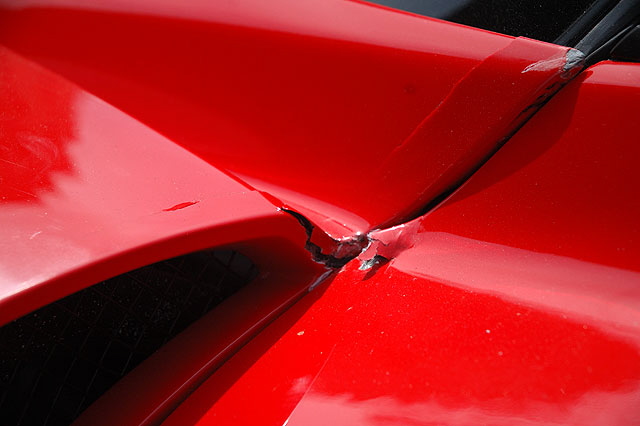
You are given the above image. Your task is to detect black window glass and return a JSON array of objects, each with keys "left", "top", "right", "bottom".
[{"left": 366, "top": 0, "right": 606, "bottom": 43}]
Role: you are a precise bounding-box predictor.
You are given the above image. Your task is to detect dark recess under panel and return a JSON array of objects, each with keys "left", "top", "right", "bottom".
[{"left": 0, "top": 249, "right": 258, "bottom": 426}]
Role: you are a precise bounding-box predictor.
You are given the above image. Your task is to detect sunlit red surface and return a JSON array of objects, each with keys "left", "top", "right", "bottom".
[
  {"left": 161, "top": 62, "right": 640, "bottom": 426},
  {"left": 0, "top": 1, "right": 639, "bottom": 425}
]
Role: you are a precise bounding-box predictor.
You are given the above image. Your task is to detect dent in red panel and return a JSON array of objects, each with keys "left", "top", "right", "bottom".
[{"left": 161, "top": 62, "right": 640, "bottom": 426}]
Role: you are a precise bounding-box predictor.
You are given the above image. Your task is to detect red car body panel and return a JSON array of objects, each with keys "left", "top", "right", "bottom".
[
  {"left": 0, "top": 0, "right": 579, "bottom": 239},
  {"left": 0, "top": 46, "right": 327, "bottom": 327},
  {"left": 158, "top": 61, "right": 640, "bottom": 426},
  {"left": 1, "top": 40, "right": 331, "bottom": 421},
  {"left": 0, "top": 0, "right": 638, "bottom": 425}
]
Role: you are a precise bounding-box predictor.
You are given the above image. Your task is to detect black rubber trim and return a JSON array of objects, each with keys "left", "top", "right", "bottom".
[
  {"left": 610, "top": 24, "right": 640, "bottom": 61},
  {"left": 554, "top": 0, "right": 619, "bottom": 46},
  {"left": 575, "top": 0, "right": 640, "bottom": 62}
]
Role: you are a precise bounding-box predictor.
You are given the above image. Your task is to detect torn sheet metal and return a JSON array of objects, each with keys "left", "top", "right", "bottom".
[
  {"left": 282, "top": 208, "right": 368, "bottom": 269},
  {"left": 261, "top": 39, "right": 585, "bottom": 244},
  {"left": 522, "top": 48, "right": 584, "bottom": 74},
  {"left": 246, "top": 38, "right": 585, "bottom": 244}
]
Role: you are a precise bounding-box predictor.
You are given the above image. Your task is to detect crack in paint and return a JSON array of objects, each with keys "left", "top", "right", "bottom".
[
  {"left": 283, "top": 44, "right": 588, "bottom": 278},
  {"left": 281, "top": 208, "right": 368, "bottom": 269},
  {"left": 162, "top": 201, "right": 199, "bottom": 211}
]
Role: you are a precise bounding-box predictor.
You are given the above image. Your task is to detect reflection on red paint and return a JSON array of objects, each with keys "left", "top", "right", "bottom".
[
  {"left": 284, "top": 269, "right": 640, "bottom": 426},
  {"left": 0, "top": 47, "right": 76, "bottom": 202},
  {"left": 162, "top": 257, "right": 640, "bottom": 426},
  {"left": 307, "top": 268, "right": 640, "bottom": 407}
]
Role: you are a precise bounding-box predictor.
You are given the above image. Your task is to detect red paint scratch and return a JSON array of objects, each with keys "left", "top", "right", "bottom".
[{"left": 163, "top": 201, "right": 199, "bottom": 211}]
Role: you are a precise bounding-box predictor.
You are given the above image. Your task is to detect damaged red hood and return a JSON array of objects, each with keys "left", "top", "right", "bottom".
[
  {"left": 2, "top": 0, "right": 640, "bottom": 425},
  {"left": 0, "top": 0, "right": 583, "bottom": 320}
]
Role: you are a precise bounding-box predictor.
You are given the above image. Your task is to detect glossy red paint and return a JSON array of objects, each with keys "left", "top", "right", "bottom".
[
  {"left": 159, "top": 62, "right": 640, "bottom": 425},
  {"left": 0, "top": 43, "right": 335, "bottom": 424},
  {"left": 2, "top": 1, "right": 639, "bottom": 425},
  {"left": 416, "top": 61, "right": 640, "bottom": 274},
  {"left": 0, "top": 45, "right": 325, "bottom": 328},
  {"left": 0, "top": 0, "right": 579, "bottom": 239}
]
